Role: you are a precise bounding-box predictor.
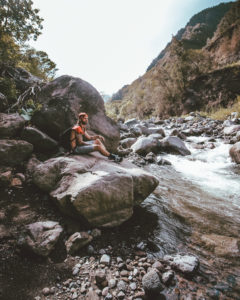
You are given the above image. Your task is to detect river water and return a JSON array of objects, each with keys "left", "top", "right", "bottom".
[{"left": 142, "top": 136, "right": 240, "bottom": 256}]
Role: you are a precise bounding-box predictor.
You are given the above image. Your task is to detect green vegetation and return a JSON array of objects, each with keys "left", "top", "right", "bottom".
[{"left": 0, "top": 0, "right": 57, "bottom": 102}]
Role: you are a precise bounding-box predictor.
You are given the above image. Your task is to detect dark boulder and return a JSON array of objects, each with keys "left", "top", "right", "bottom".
[
  {"left": 0, "top": 139, "right": 33, "bottom": 166},
  {"left": 0, "top": 113, "right": 25, "bottom": 138},
  {"left": 32, "top": 76, "right": 119, "bottom": 152},
  {"left": 21, "top": 126, "right": 58, "bottom": 153}
]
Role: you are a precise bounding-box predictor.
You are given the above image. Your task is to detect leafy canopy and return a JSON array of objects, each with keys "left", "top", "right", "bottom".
[{"left": 0, "top": 0, "right": 43, "bottom": 42}]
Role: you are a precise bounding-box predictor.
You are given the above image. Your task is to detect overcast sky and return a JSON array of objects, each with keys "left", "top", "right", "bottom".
[{"left": 30, "top": 0, "right": 232, "bottom": 95}]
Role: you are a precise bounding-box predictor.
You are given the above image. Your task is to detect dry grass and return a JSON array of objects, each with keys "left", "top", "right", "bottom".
[{"left": 197, "top": 95, "right": 240, "bottom": 120}]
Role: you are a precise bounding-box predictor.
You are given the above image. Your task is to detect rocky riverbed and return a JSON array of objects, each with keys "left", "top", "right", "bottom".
[{"left": 1, "top": 110, "right": 240, "bottom": 299}]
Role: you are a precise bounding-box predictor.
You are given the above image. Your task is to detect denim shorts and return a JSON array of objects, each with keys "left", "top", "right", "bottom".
[{"left": 73, "top": 141, "right": 95, "bottom": 154}]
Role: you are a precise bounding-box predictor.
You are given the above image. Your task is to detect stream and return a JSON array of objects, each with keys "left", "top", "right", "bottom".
[{"left": 142, "top": 136, "right": 240, "bottom": 256}]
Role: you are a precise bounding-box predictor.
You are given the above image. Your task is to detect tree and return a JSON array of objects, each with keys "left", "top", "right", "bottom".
[
  {"left": 0, "top": 0, "right": 43, "bottom": 42},
  {"left": 19, "top": 46, "right": 58, "bottom": 80}
]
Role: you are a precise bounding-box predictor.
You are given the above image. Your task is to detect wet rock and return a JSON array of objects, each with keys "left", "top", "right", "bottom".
[
  {"left": 160, "top": 136, "right": 191, "bottom": 156},
  {"left": 142, "top": 269, "right": 164, "bottom": 295},
  {"left": 19, "top": 221, "right": 63, "bottom": 256},
  {"left": 21, "top": 126, "right": 58, "bottom": 153},
  {"left": 145, "top": 152, "right": 156, "bottom": 163},
  {"left": 104, "top": 293, "right": 113, "bottom": 300},
  {"left": 0, "top": 139, "right": 33, "bottom": 166},
  {"left": 124, "top": 118, "right": 138, "bottom": 127},
  {"left": 163, "top": 254, "right": 199, "bottom": 274},
  {"left": 65, "top": 232, "right": 93, "bottom": 255},
  {"left": 229, "top": 142, "right": 240, "bottom": 164},
  {"left": 131, "top": 136, "right": 159, "bottom": 155},
  {"left": 157, "top": 157, "right": 171, "bottom": 165},
  {"left": 201, "top": 234, "right": 240, "bottom": 257},
  {"left": 0, "top": 113, "right": 25, "bottom": 138}
]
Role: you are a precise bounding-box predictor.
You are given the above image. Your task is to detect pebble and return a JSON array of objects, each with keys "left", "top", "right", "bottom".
[
  {"left": 104, "top": 293, "right": 113, "bottom": 300},
  {"left": 130, "top": 282, "right": 137, "bottom": 290},
  {"left": 117, "top": 291, "right": 125, "bottom": 299},
  {"left": 117, "top": 280, "right": 127, "bottom": 291},
  {"left": 100, "top": 254, "right": 111, "bottom": 265},
  {"left": 108, "top": 278, "right": 117, "bottom": 288}
]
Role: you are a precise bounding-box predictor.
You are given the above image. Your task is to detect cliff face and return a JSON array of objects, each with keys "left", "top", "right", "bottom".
[
  {"left": 206, "top": 1, "right": 240, "bottom": 65},
  {"left": 108, "top": 1, "right": 240, "bottom": 119}
]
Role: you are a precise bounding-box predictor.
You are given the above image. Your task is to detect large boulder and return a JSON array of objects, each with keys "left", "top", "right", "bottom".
[
  {"left": 31, "top": 155, "right": 159, "bottom": 227},
  {"left": 31, "top": 76, "right": 119, "bottom": 152},
  {"left": 160, "top": 136, "right": 191, "bottom": 156},
  {"left": 0, "top": 139, "right": 33, "bottom": 166},
  {"left": 229, "top": 142, "right": 240, "bottom": 164},
  {"left": 0, "top": 113, "right": 25, "bottom": 138},
  {"left": 21, "top": 126, "right": 58, "bottom": 153},
  {"left": 19, "top": 221, "right": 63, "bottom": 256},
  {"left": 131, "top": 136, "right": 159, "bottom": 155}
]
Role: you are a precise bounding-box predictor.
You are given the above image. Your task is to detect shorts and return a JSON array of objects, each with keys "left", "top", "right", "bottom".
[{"left": 73, "top": 141, "right": 95, "bottom": 154}]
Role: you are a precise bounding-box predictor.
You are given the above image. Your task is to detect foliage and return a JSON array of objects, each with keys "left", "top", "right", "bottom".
[
  {"left": 0, "top": 0, "right": 43, "bottom": 43},
  {"left": 0, "top": 75, "right": 17, "bottom": 100},
  {"left": 18, "top": 46, "right": 57, "bottom": 80}
]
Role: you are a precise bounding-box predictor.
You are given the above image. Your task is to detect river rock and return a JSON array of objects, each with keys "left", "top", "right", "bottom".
[
  {"left": 0, "top": 113, "right": 25, "bottom": 138},
  {"left": 21, "top": 126, "right": 58, "bottom": 153},
  {"left": 0, "top": 92, "right": 8, "bottom": 112},
  {"left": 142, "top": 269, "right": 164, "bottom": 295},
  {"left": 120, "top": 137, "right": 137, "bottom": 149},
  {"left": 163, "top": 254, "right": 199, "bottom": 274},
  {"left": 31, "top": 75, "right": 119, "bottom": 152},
  {"left": 147, "top": 127, "right": 165, "bottom": 137},
  {"left": 19, "top": 221, "right": 63, "bottom": 256},
  {"left": 100, "top": 254, "right": 111, "bottom": 265},
  {"left": 160, "top": 136, "right": 191, "bottom": 156},
  {"left": 229, "top": 142, "right": 240, "bottom": 164},
  {"left": 0, "top": 139, "right": 33, "bottom": 166},
  {"left": 131, "top": 136, "right": 159, "bottom": 155},
  {"left": 223, "top": 125, "right": 240, "bottom": 135},
  {"left": 201, "top": 234, "right": 240, "bottom": 257},
  {"left": 124, "top": 118, "right": 138, "bottom": 127},
  {"left": 65, "top": 232, "right": 93, "bottom": 255},
  {"left": 31, "top": 155, "right": 158, "bottom": 227}
]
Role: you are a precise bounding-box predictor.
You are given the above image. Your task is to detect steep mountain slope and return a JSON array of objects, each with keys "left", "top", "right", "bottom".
[{"left": 107, "top": 1, "right": 240, "bottom": 120}]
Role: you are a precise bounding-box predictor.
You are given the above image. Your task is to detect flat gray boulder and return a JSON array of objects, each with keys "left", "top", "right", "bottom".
[
  {"left": 131, "top": 136, "right": 159, "bottom": 155},
  {"left": 160, "top": 136, "right": 191, "bottom": 156},
  {"left": 0, "top": 113, "right": 25, "bottom": 138},
  {"left": 21, "top": 126, "right": 58, "bottom": 153},
  {"left": 229, "top": 142, "right": 240, "bottom": 164},
  {"left": 0, "top": 139, "right": 33, "bottom": 166},
  {"left": 31, "top": 75, "right": 119, "bottom": 152},
  {"left": 163, "top": 254, "right": 199, "bottom": 274},
  {"left": 19, "top": 221, "right": 63, "bottom": 256},
  {"left": 31, "top": 155, "right": 159, "bottom": 227}
]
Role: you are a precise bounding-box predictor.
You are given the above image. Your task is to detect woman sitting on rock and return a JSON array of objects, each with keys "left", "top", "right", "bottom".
[{"left": 70, "top": 112, "right": 122, "bottom": 162}]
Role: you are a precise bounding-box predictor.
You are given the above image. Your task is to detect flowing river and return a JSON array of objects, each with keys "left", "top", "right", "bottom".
[{"left": 142, "top": 136, "right": 240, "bottom": 256}]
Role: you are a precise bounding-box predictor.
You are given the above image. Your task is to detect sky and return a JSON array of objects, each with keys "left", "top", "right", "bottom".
[{"left": 30, "top": 0, "right": 232, "bottom": 95}]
